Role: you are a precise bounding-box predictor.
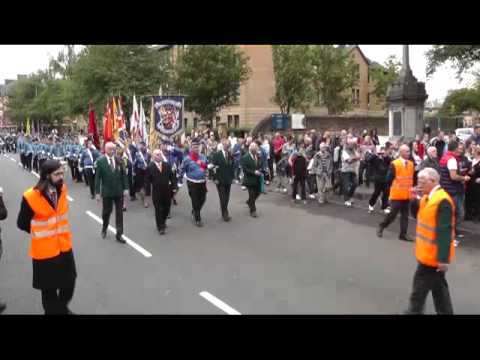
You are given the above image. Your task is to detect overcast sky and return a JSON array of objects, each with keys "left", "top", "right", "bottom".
[{"left": 0, "top": 45, "right": 477, "bottom": 103}]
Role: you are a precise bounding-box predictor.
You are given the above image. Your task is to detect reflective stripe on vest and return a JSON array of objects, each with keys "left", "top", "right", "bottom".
[
  {"left": 23, "top": 186, "right": 73, "bottom": 260},
  {"left": 389, "top": 159, "right": 414, "bottom": 200},
  {"left": 415, "top": 188, "right": 455, "bottom": 267}
]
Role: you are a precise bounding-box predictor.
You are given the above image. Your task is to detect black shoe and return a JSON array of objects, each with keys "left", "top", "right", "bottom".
[
  {"left": 167, "top": 214, "right": 172, "bottom": 219},
  {"left": 101, "top": 229, "right": 107, "bottom": 239},
  {"left": 159, "top": 228, "right": 166, "bottom": 235},
  {"left": 123, "top": 207, "right": 127, "bottom": 212},
  {"left": 116, "top": 235, "right": 126, "bottom": 243},
  {"left": 67, "top": 309, "right": 75, "bottom": 315},
  {"left": 195, "top": 220, "right": 204, "bottom": 227},
  {"left": 250, "top": 211, "right": 258, "bottom": 218},
  {"left": 0, "top": 301, "right": 6, "bottom": 314},
  {"left": 398, "top": 235, "right": 413, "bottom": 242},
  {"left": 173, "top": 199, "right": 177, "bottom": 206},
  {"left": 376, "top": 227, "right": 383, "bottom": 238},
  {"left": 91, "top": 194, "right": 95, "bottom": 200},
  {"left": 223, "top": 215, "right": 232, "bottom": 222}
]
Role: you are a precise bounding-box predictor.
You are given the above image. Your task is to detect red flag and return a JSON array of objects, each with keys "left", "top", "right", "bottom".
[
  {"left": 103, "top": 101, "right": 114, "bottom": 143},
  {"left": 88, "top": 102, "right": 100, "bottom": 149}
]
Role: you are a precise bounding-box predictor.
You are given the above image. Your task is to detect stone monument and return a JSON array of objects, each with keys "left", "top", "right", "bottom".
[{"left": 386, "top": 45, "right": 428, "bottom": 140}]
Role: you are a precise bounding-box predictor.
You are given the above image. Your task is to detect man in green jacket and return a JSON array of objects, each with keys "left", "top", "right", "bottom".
[
  {"left": 95, "top": 142, "right": 129, "bottom": 243},
  {"left": 240, "top": 142, "right": 262, "bottom": 218},
  {"left": 209, "top": 138, "right": 235, "bottom": 222}
]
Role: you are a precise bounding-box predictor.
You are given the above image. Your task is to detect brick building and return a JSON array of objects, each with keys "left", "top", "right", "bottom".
[{"left": 163, "top": 45, "right": 387, "bottom": 132}]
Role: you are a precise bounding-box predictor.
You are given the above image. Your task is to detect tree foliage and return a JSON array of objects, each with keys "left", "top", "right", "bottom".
[
  {"left": 310, "top": 45, "right": 359, "bottom": 115},
  {"left": 271, "top": 45, "right": 314, "bottom": 114},
  {"left": 370, "top": 55, "right": 401, "bottom": 101},
  {"left": 173, "top": 45, "right": 251, "bottom": 124},
  {"left": 426, "top": 45, "right": 480, "bottom": 78},
  {"left": 439, "top": 87, "right": 480, "bottom": 116}
]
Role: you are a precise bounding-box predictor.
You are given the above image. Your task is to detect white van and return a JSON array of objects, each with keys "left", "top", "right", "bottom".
[{"left": 455, "top": 128, "right": 473, "bottom": 142}]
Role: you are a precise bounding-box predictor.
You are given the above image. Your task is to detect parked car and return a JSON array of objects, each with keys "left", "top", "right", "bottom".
[{"left": 455, "top": 128, "right": 474, "bottom": 142}]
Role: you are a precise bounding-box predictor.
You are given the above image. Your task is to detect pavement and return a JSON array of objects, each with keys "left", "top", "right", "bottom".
[{"left": 0, "top": 152, "right": 479, "bottom": 315}]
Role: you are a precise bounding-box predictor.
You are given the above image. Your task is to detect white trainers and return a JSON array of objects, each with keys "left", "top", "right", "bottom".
[
  {"left": 345, "top": 201, "right": 352, "bottom": 207},
  {"left": 296, "top": 194, "right": 301, "bottom": 200},
  {"left": 265, "top": 181, "right": 270, "bottom": 185},
  {"left": 282, "top": 188, "right": 288, "bottom": 193},
  {"left": 308, "top": 194, "right": 316, "bottom": 199},
  {"left": 241, "top": 186, "right": 246, "bottom": 191},
  {"left": 303, "top": 200, "right": 307, "bottom": 205},
  {"left": 454, "top": 240, "right": 460, "bottom": 247},
  {"left": 384, "top": 208, "right": 391, "bottom": 214},
  {"left": 368, "top": 205, "right": 374, "bottom": 213}
]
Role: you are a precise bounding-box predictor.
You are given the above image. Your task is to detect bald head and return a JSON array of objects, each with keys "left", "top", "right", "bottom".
[
  {"left": 427, "top": 146, "right": 437, "bottom": 159},
  {"left": 399, "top": 144, "right": 410, "bottom": 160},
  {"left": 105, "top": 142, "right": 116, "bottom": 156}
]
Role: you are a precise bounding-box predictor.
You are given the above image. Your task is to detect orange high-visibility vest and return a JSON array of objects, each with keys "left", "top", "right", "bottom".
[
  {"left": 23, "top": 185, "right": 72, "bottom": 260},
  {"left": 389, "top": 158, "right": 414, "bottom": 201},
  {"left": 415, "top": 187, "right": 455, "bottom": 267}
]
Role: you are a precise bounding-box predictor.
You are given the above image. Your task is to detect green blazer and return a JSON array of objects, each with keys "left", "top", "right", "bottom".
[
  {"left": 211, "top": 150, "right": 235, "bottom": 185},
  {"left": 240, "top": 152, "right": 261, "bottom": 187},
  {"left": 95, "top": 155, "right": 129, "bottom": 198}
]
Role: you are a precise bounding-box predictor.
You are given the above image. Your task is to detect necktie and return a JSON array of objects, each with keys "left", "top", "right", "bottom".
[{"left": 109, "top": 157, "right": 115, "bottom": 171}]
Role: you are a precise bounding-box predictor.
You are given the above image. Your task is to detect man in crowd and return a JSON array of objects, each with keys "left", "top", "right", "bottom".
[
  {"left": 312, "top": 142, "right": 333, "bottom": 204},
  {"left": 95, "top": 142, "right": 129, "bottom": 243},
  {"left": 438, "top": 140, "right": 470, "bottom": 246},
  {"left": 145, "top": 148, "right": 177, "bottom": 235},
  {"left": 377, "top": 144, "right": 414, "bottom": 241},
  {"left": 419, "top": 146, "right": 440, "bottom": 173},
  {"left": 368, "top": 146, "right": 392, "bottom": 214},
  {"left": 341, "top": 138, "right": 360, "bottom": 207},
  {"left": 405, "top": 168, "right": 455, "bottom": 315},
  {"left": 179, "top": 138, "right": 209, "bottom": 227},
  {"left": 241, "top": 142, "right": 263, "bottom": 218},
  {"left": 133, "top": 141, "right": 151, "bottom": 208},
  {"left": 209, "top": 138, "right": 235, "bottom": 222},
  {"left": 80, "top": 139, "right": 101, "bottom": 199}
]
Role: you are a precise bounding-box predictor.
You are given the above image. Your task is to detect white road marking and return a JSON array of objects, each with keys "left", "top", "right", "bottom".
[
  {"left": 17, "top": 163, "right": 22, "bottom": 167},
  {"left": 31, "top": 171, "right": 40, "bottom": 178},
  {"left": 199, "top": 291, "right": 241, "bottom": 315},
  {"left": 85, "top": 210, "right": 152, "bottom": 258},
  {"left": 67, "top": 195, "right": 74, "bottom": 202},
  {"left": 10, "top": 158, "right": 16, "bottom": 162}
]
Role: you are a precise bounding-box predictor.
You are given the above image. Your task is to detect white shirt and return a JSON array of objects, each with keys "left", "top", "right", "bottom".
[
  {"left": 447, "top": 157, "right": 458, "bottom": 171},
  {"left": 107, "top": 156, "right": 115, "bottom": 170},
  {"left": 428, "top": 185, "right": 441, "bottom": 200}
]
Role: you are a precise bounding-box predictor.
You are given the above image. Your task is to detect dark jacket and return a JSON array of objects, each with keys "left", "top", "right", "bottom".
[
  {"left": 0, "top": 195, "right": 7, "bottom": 259},
  {"left": 17, "top": 186, "right": 76, "bottom": 290},
  {"left": 292, "top": 153, "right": 307, "bottom": 178},
  {"left": 370, "top": 154, "right": 391, "bottom": 183},
  {"left": 240, "top": 152, "right": 261, "bottom": 187},
  {"left": 211, "top": 150, "right": 235, "bottom": 185},
  {"left": 144, "top": 161, "right": 177, "bottom": 200},
  {"left": 95, "top": 155, "right": 129, "bottom": 198},
  {"left": 418, "top": 156, "right": 440, "bottom": 173}
]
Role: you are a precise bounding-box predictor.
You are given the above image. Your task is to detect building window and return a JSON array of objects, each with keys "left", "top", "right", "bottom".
[
  {"left": 215, "top": 116, "right": 221, "bottom": 128},
  {"left": 228, "top": 115, "right": 233, "bottom": 128},
  {"left": 352, "top": 88, "right": 360, "bottom": 106},
  {"left": 184, "top": 118, "right": 188, "bottom": 129},
  {"left": 234, "top": 115, "right": 240, "bottom": 128},
  {"left": 193, "top": 117, "right": 198, "bottom": 128},
  {"left": 355, "top": 64, "right": 360, "bottom": 82}
]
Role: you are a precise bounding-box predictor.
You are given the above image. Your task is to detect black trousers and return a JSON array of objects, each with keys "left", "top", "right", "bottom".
[
  {"left": 24, "top": 153, "right": 32, "bottom": 171},
  {"left": 20, "top": 153, "right": 25, "bottom": 167},
  {"left": 102, "top": 196, "right": 123, "bottom": 237},
  {"left": 73, "top": 160, "right": 83, "bottom": 182},
  {"left": 306, "top": 174, "right": 317, "bottom": 194},
  {"left": 406, "top": 262, "right": 453, "bottom": 315},
  {"left": 247, "top": 186, "right": 260, "bottom": 213},
  {"left": 292, "top": 176, "right": 306, "bottom": 200},
  {"left": 38, "top": 158, "right": 47, "bottom": 172},
  {"left": 379, "top": 199, "right": 409, "bottom": 237},
  {"left": 153, "top": 197, "right": 171, "bottom": 231},
  {"left": 187, "top": 181, "right": 207, "bottom": 221},
  {"left": 41, "top": 283, "right": 75, "bottom": 315},
  {"left": 84, "top": 168, "right": 95, "bottom": 197},
  {"left": 268, "top": 157, "right": 274, "bottom": 181},
  {"left": 369, "top": 182, "right": 390, "bottom": 209},
  {"left": 33, "top": 155, "right": 39, "bottom": 173},
  {"left": 216, "top": 183, "right": 231, "bottom": 218},
  {"left": 128, "top": 166, "right": 135, "bottom": 198},
  {"left": 134, "top": 169, "right": 146, "bottom": 193}
]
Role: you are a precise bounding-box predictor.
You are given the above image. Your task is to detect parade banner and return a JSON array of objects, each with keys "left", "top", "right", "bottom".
[{"left": 153, "top": 96, "right": 184, "bottom": 137}]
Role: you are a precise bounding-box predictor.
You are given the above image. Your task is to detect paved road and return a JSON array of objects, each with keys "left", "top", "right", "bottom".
[{"left": 0, "top": 153, "right": 479, "bottom": 314}]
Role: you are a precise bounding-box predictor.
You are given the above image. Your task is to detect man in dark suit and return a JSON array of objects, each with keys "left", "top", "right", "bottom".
[
  {"left": 95, "top": 142, "right": 129, "bottom": 243},
  {"left": 145, "top": 148, "right": 177, "bottom": 235},
  {"left": 240, "top": 142, "right": 262, "bottom": 218},
  {"left": 209, "top": 138, "right": 235, "bottom": 221}
]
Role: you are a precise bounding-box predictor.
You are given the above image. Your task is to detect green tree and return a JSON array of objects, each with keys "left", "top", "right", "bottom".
[
  {"left": 173, "top": 45, "right": 251, "bottom": 126},
  {"left": 71, "top": 45, "right": 171, "bottom": 116},
  {"left": 426, "top": 45, "right": 480, "bottom": 78},
  {"left": 439, "top": 87, "right": 480, "bottom": 116},
  {"left": 48, "top": 45, "right": 78, "bottom": 80},
  {"left": 310, "top": 45, "right": 359, "bottom": 115},
  {"left": 271, "top": 45, "right": 314, "bottom": 114},
  {"left": 370, "top": 55, "right": 401, "bottom": 101}
]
